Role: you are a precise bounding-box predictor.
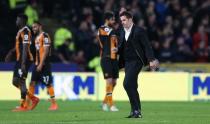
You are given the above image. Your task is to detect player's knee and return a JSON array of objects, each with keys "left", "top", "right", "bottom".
[
  {"left": 106, "top": 78, "right": 112, "bottom": 84},
  {"left": 20, "top": 79, "right": 27, "bottom": 92},
  {"left": 12, "top": 81, "right": 19, "bottom": 87},
  {"left": 12, "top": 78, "right": 20, "bottom": 87}
]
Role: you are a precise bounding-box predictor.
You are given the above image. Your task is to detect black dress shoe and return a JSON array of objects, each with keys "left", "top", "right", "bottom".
[
  {"left": 133, "top": 113, "right": 142, "bottom": 118},
  {"left": 125, "top": 111, "right": 134, "bottom": 118},
  {"left": 133, "top": 110, "right": 142, "bottom": 118},
  {"left": 126, "top": 110, "right": 142, "bottom": 118}
]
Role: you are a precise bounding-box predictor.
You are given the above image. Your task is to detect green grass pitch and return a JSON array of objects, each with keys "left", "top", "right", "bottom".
[{"left": 0, "top": 100, "right": 209, "bottom": 124}]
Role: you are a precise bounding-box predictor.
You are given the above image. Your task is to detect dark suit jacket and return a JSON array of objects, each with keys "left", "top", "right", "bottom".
[{"left": 118, "top": 25, "right": 155, "bottom": 69}]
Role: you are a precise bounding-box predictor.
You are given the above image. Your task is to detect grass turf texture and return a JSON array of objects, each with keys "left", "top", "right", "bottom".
[{"left": 0, "top": 100, "right": 209, "bottom": 124}]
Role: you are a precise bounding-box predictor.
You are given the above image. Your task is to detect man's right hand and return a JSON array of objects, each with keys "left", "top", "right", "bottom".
[{"left": 149, "top": 59, "right": 159, "bottom": 71}]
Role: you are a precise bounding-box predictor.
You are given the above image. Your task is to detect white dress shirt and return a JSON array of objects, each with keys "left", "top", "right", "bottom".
[{"left": 124, "top": 24, "right": 133, "bottom": 41}]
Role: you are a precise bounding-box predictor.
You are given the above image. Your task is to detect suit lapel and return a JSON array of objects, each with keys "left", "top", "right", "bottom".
[{"left": 127, "top": 25, "right": 135, "bottom": 42}]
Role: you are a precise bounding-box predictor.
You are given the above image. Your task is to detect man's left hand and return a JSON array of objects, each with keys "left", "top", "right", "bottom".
[{"left": 37, "top": 64, "right": 43, "bottom": 72}]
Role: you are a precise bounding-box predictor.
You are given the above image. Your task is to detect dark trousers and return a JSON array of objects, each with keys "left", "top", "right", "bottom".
[{"left": 123, "top": 60, "right": 142, "bottom": 112}]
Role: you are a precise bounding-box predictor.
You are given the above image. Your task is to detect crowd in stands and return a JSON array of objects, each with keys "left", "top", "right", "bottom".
[{"left": 0, "top": 0, "right": 210, "bottom": 71}]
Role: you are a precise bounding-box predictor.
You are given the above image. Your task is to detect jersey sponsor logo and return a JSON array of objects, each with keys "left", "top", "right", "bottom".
[
  {"left": 104, "top": 27, "right": 110, "bottom": 32},
  {"left": 44, "top": 37, "right": 49, "bottom": 44},
  {"left": 24, "top": 34, "right": 29, "bottom": 41},
  {"left": 104, "top": 27, "right": 112, "bottom": 35}
]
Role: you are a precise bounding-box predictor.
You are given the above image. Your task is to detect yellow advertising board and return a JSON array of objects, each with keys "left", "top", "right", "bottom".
[
  {"left": 1, "top": 71, "right": 209, "bottom": 101},
  {"left": 0, "top": 72, "right": 98, "bottom": 100},
  {"left": 0, "top": 72, "right": 20, "bottom": 100},
  {"left": 159, "top": 63, "right": 210, "bottom": 72},
  {"left": 140, "top": 72, "right": 189, "bottom": 101},
  {"left": 98, "top": 72, "right": 189, "bottom": 101}
]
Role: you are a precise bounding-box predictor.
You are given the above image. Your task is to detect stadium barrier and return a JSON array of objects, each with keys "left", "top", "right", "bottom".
[
  {"left": 0, "top": 71, "right": 210, "bottom": 101},
  {"left": 159, "top": 63, "right": 210, "bottom": 72}
]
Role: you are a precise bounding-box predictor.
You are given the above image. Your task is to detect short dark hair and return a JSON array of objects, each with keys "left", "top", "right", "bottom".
[
  {"left": 33, "top": 21, "right": 42, "bottom": 26},
  {"left": 103, "top": 11, "right": 114, "bottom": 21},
  {"left": 119, "top": 11, "right": 133, "bottom": 19},
  {"left": 17, "top": 14, "right": 28, "bottom": 24}
]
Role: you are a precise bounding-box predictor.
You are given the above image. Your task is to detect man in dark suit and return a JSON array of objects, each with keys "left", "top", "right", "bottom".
[{"left": 116, "top": 11, "right": 159, "bottom": 118}]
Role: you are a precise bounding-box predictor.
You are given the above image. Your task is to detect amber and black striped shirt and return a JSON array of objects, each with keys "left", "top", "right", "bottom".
[
  {"left": 34, "top": 32, "right": 51, "bottom": 65},
  {"left": 97, "top": 25, "right": 118, "bottom": 60},
  {"left": 15, "top": 26, "right": 33, "bottom": 62}
]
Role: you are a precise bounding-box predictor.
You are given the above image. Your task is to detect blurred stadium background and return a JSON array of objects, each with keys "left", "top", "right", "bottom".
[{"left": 0, "top": 0, "right": 210, "bottom": 123}]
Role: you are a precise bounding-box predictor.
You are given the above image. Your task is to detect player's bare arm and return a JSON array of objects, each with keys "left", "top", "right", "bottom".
[
  {"left": 21, "top": 43, "right": 28, "bottom": 73},
  {"left": 111, "top": 35, "right": 118, "bottom": 53},
  {"left": 5, "top": 47, "right": 15, "bottom": 62}
]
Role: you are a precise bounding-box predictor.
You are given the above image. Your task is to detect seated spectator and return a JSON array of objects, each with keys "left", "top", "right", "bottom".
[
  {"left": 181, "top": 27, "right": 193, "bottom": 49},
  {"left": 194, "top": 41, "right": 209, "bottom": 62},
  {"left": 174, "top": 36, "right": 193, "bottom": 62},
  {"left": 159, "top": 38, "right": 174, "bottom": 62},
  {"left": 193, "top": 24, "right": 209, "bottom": 51}
]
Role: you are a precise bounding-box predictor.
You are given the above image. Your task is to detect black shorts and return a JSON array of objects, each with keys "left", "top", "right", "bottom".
[
  {"left": 13, "top": 61, "right": 32, "bottom": 80},
  {"left": 101, "top": 57, "right": 119, "bottom": 79},
  {"left": 31, "top": 64, "right": 52, "bottom": 86}
]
